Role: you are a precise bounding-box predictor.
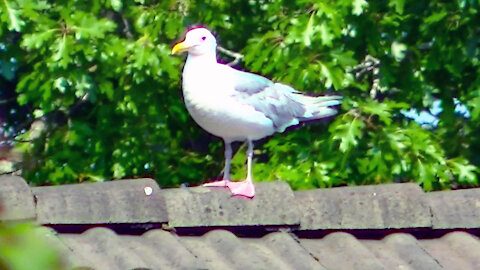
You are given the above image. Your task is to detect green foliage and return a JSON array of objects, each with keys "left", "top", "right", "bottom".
[
  {"left": 1, "top": 0, "right": 479, "bottom": 190},
  {"left": 0, "top": 222, "right": 63, "bottom": 270}
]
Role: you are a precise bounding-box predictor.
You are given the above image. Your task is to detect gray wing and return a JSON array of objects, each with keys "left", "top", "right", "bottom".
[
  {"left": 230, "top": 69, "right": 339, "bottom": 132},
  {"left": 231, "top": 69, "right": 306, "bottom": 131}
]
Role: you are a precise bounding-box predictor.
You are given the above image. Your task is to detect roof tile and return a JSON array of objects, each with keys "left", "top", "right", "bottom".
[
  {"left": 126, "top": 229, "right": 205, "bottom": 269},
  {"left": 427, "top": 188, "right": 480, "bottom": 229},
  {"left": 32, "top": 179, "right": 167, "bottom": 225},
  {"left": 27, "top": 226, "right": 480, "bottom": 270},
  {"left": 34, "top": 227, "right": 93, "bottom": 270},
  {"left": 364, "top": 233, "right": 443, "bottom": 270},
  {"left": 60, "top": 228, "right": 148, "bottom": 270},
  {"left": 179, "top": 230, "right": 236, "bottom": 270},
  {"left": 258, "top": 231, "right": 326, "bottom": 270},
  {"left": 421, "top": 232, "right": 480, "bottom": 270},
  {"left": 181, "top": 230, "right": 304, "bottom": 270},
  {"left": 295, "top": 183, "right": 431, "bottom": 230},
  {"left": 162, "top": 181, "right": 300, "bottom": 228},
  {"left": 300, "top": 232, "right": 385, "bottom": 270},
  {"left": 0, "top": 175, "right": 36, "bottom": 221}
]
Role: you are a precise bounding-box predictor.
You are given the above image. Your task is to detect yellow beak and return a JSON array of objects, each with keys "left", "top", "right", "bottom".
[{"left": 171, "top": 41, "right": 190, "bottom": 55}]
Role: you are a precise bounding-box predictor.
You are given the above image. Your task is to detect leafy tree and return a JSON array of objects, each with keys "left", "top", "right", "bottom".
[
  {"left": 0, "top": 0, "right": 478, "bottom": 190},
  {"left": 0, "top": 222, "right": 63, "bottom": 270}
]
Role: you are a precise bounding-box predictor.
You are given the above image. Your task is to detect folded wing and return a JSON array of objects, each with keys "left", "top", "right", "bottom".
[{"left": 230, "top": 68, "right": 342, "bottom": 132}]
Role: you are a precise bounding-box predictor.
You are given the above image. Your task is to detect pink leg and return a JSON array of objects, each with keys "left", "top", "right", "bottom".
[
  {"left": 203, "top": 140, "right": 256, "bottom": 198},
  {"left": 203, "top": 140, "right": 232, "bottom": 188},
  {"left": 203, "top": 179, "right": 255, "bottom": 198},
  {"left": 203, "top": 180, "right": 230, "bottom": 187},
  {"left": 226, "top": 179, "right": 255, "bottom": 198},
  {"left": 226, "top": 140, "right": 255, "bottom": 198}
]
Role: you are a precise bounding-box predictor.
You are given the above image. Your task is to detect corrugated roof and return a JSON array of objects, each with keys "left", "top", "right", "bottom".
[
  {"left": 35, "top": 228, "right": 480, "bottom": 270},
  {"left": 1, "top": 175, "right": 480, "bottom": 269}
]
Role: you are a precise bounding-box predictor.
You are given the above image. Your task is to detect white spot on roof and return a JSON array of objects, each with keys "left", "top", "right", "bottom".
[{"left": 144, "top": 186, "right": 153, "bottom": 196}]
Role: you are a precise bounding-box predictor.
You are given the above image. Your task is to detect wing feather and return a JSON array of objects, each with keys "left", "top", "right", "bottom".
[{"left": 229, "top": 68, "right": 341, "bottom": 132}]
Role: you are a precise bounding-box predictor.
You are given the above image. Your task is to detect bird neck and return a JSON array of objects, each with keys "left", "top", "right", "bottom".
[{"left": 186, "top": 51, "right": 218, "bottom": 67}]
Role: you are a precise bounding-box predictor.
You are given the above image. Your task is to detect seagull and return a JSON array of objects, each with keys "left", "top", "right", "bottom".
[{"left": 172, "top": 27, "right": 341, "bottom": 198}]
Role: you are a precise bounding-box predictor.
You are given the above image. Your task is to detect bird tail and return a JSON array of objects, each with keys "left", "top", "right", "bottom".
[{"left": 293, "top": 94, "right": 342, "bottom": 120}]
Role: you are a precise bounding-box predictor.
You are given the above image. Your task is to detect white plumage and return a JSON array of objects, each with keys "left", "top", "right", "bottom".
[{"left": 172, "top": 27, "right": 341, "bottom": 198}]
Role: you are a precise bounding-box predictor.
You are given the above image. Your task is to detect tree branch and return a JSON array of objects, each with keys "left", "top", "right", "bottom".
[
  {"left": 0, "top": 97, "right": 16, "bottom": 105},
  {"left": 351, "top": 55, "right": 381, "bottom": 99},
  {"left": 217, "top": 46, "right": 244, "bottom": 66},
  {"left": 121, "top": 15, "right": 133, "bottom": 39},
  {"left": 0, "top": 169, "right": 20, "bottom": 176}
]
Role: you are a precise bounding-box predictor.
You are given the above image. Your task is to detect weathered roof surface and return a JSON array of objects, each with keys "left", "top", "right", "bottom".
[
  {"left": 32, "top": 178, "right": 167, "bottom": 225},
  {"left": 162, "top": 180, "right": 300, "bottom": 228},
  {"left": 295, "top": 183, "right": 431, "bottom": 230},
  {"left": 426, "top": 188, "right": 480, "bottom": 229},
  {"left": 1, "top": 175, "right": 480, "bottom": 270},
  {"left": 34, "top": 228, "right": 480, "bottom": 270},
  {"left": 0, "top": 175, "right": 36, "bottom": 221},
  {"left": 421, "top": 231, "right": 480, "bottom": 269}
]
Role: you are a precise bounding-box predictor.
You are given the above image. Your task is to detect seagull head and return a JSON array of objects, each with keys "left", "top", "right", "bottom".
[{"left": 171, "top": 27, "right": 217, "bottom": 56}]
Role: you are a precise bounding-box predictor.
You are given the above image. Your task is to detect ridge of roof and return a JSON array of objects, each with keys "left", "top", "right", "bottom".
[
  {"left": 0, "top": 175, "right": 36, "bottom": 221},
  {"left": 33, "top": 178, "right": 167, "bottom": 225},
  {"left": 295, "top": 183, "right": 431, "bottom": 230},
  {"left": 1, "top": 176, "right": 480, "bottom": 233}
]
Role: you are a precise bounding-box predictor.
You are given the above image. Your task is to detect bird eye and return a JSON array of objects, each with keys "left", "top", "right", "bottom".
[{"left": 201, "top": 36, "right": 206, "bottom": 41}]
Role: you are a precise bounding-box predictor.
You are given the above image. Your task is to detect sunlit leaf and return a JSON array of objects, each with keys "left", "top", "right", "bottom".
[
  {"left": 448, "top": 158, "right": 478, "bottom": 185},
  {"left": 111, "top": 0, "right": 123, "bottom": 12},
  {"left": 388, "top": 0, "right": 406, "bottom": 14},
  {"left": 391, "top": 41, "right": 407, "bottom": 62},
  {"left": 352, "top": 0, "right": 368, "bottom": 16},
  {"left": 302, "top": 12, "right": 315, "bottom": 47},
  {"left": 361, "top": 100, "right": 393, "bottom": 125},
  {"left": 331, "top": 115, "right": 365, "bottom": 153},
  {"left": 2, "top": 0, "right": 25, "bottom": 31}
]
